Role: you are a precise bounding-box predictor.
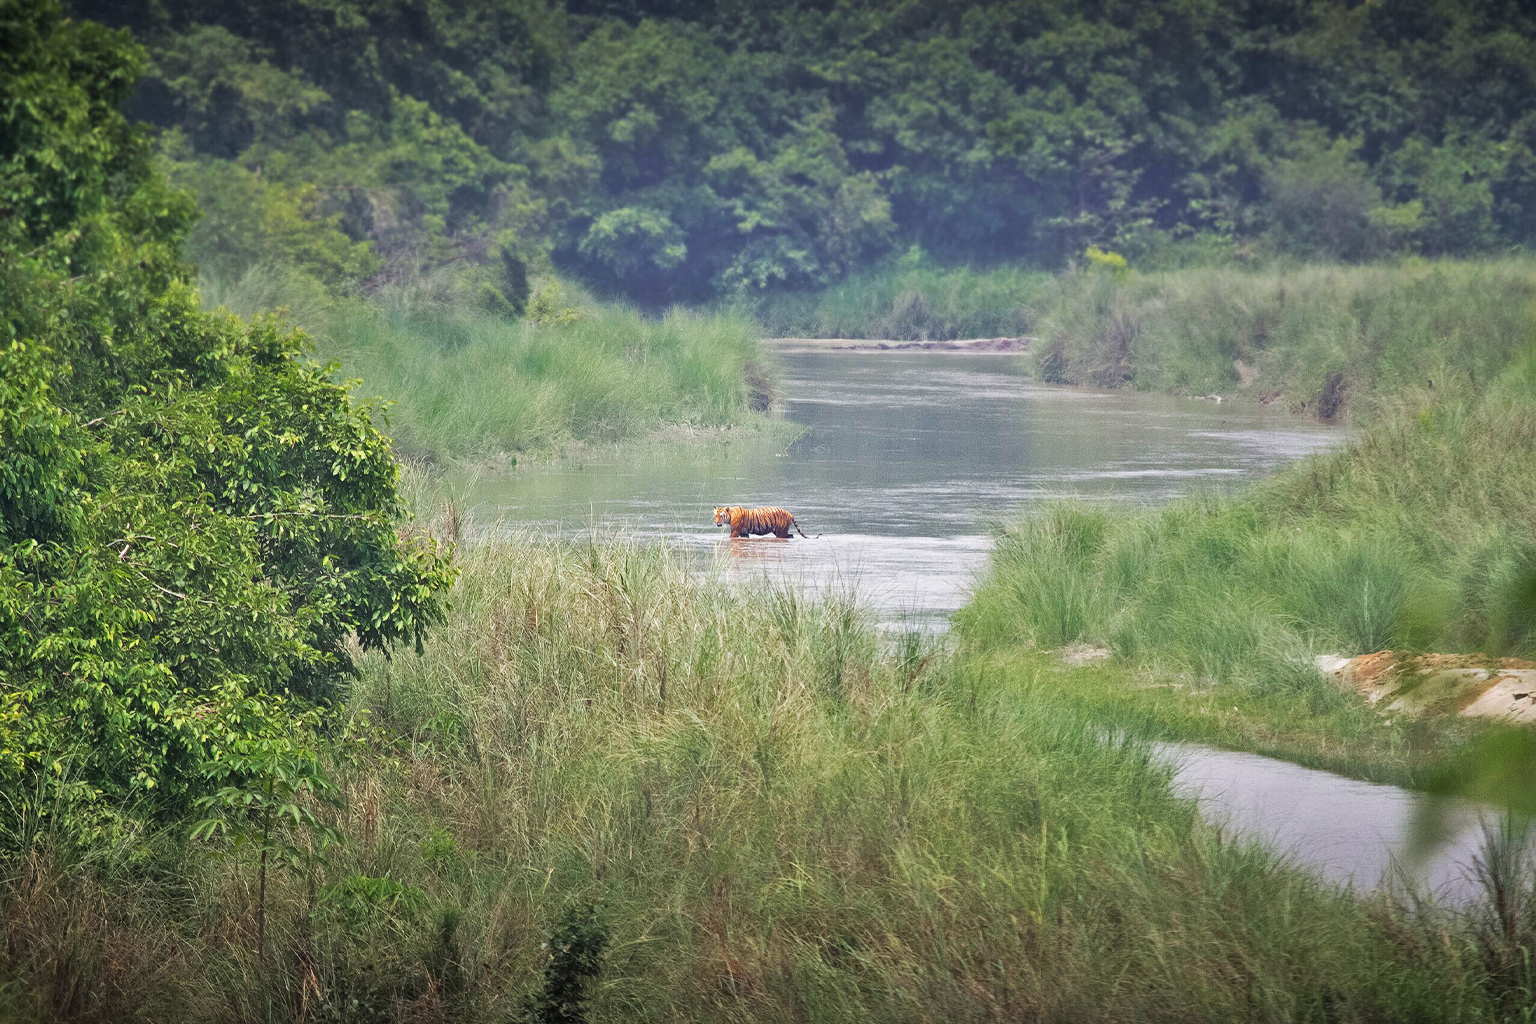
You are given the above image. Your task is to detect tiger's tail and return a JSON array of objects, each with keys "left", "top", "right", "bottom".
[{"left": 792, "top": 516, "right": 818, "bottom": 539}]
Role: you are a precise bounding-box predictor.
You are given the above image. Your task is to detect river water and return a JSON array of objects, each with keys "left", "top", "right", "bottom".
[
  {"left": 464, "top": 350, "right": 1520, "bottom": 905},
  {"left": 1160, "top": 744, "right": 1523, "bottom": 905},
  {"left": 468, "top": 351, "right": 1339, "bottom": 629}
]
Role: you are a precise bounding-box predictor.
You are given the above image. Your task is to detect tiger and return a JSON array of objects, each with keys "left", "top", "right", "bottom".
[{"left": 713, "top": 505, "right": 814, "bottom": 539}]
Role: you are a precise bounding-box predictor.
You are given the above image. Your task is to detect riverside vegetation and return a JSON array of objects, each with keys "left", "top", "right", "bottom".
[
  {"left": 752, "top": 255, "right": 1536, "bottom": 409},
  {"left": 199, "top": 263, "right": 782, "bottom": 465},
  {"left": 958, "top": 304, "right": 1536, "bottom": 787},
  {"left": 214, "top": 254, "right": 1536, "bottom": 464},
  {"left": 8, "top": 504, "right": 1536, "bottom": 1022}
]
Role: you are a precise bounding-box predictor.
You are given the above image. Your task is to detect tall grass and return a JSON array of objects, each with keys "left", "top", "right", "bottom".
[
  {"left": 197, "top": 261, "right": 333, "bottom": 328},
  {"left": 2, "top": 528, "right": 1516, "bottom": 1021},
  {"left": 1033, "top": 258, "right": 1536, "bottom": 411},
  {"left": 959, "top": 354, "right": 1536, "bottom": 724},
  {"left": 197, "top": 265, "right": 778, "bottom": 461},
  {"left": 747, "top": 263, "right": 1051, "bottom": 340},
  {"left": 746, "top": 258, "right": 1536, "bottom": 412},
  {"left": 321, "top": 300, "right": 773, "bottom": 459}
]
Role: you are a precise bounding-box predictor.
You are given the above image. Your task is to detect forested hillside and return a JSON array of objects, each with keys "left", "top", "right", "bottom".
[{"left": 67, "top": 0, "right": 1536, "bottom": 305}]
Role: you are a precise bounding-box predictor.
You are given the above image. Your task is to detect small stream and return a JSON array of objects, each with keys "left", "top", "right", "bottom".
[{"left": 460, "top": 349, "right": 1520, "bottom": 904}]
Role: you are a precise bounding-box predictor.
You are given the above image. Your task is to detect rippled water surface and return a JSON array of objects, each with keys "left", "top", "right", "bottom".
[{"left": 465, "top": 351, "right": 1341, "bottom": 627}]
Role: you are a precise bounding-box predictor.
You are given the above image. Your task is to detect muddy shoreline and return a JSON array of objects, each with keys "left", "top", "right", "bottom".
[{"left": 765, "top": 335, "right": 1032, "bottom": 353}]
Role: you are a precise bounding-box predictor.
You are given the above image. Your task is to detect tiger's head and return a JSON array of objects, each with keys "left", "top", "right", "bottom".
[{"left": 713, "top": 505, "right": 738, "bottom": 527}]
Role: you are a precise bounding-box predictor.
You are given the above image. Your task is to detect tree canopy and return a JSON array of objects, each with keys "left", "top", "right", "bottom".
[
  {"left": 0, "top": 0, "right": 454, "bottom": 840},
  {"left": 60, "top": 0, "right": 1536, "bottom": 303}
]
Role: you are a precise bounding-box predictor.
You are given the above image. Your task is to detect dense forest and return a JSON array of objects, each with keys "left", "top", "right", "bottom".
[{"left": 64, "top": 0, "right": 1536, "bottom": 306}]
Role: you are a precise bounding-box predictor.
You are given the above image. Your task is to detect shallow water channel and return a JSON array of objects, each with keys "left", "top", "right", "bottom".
[
  {"left": 464, "top": 350, "right": 1517, "bottom": 905},
  {"left": 1159, "top": 744, "right": 1520, "bottom": 905}
]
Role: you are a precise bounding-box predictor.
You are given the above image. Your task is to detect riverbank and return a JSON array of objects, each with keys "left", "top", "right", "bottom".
[
  {"left": 959, "top": 343, "right": 1536, "bottom": 782},
  {"left": 200, "top": 268, "right": 782, "bottom": 464},
  {"left": 1030, "top": 258, "right": 1536, "bottom": 417},
  {"left": 752, "top": 257, "right": 1536, "bottom": 419},
  {"left": 5, "top": 531, "right": 1527, "bottom": 1022}
]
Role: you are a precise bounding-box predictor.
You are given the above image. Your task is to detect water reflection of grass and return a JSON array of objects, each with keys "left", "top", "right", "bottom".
[{"left": 13, "top": 532, "right": 1521, "bottom": 1020}]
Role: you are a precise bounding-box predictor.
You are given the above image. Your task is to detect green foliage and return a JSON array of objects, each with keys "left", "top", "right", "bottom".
[
  {"left": 1263, "top": 134, "right": 1415, "bottom": 261},
  {"left": 316, "top": 874, "right": 429, "bottom": 931},
  {"left": 525, "top": 904, "right": 608, "bottom": 1024},
  {"left": 0, "top": 0, "right": 455, "bottom": 841},
  {"left": 163, "top": 144, "right": 380, "bottom": 288},
  {"left": 523, "top": 278, "right": 585, "bottom": 327},
  {"left": 60, "top": 0, "right": 1536, "bottom": 304},
  {"left": 190, "top": 723, "right": 343, "bottom": 948},
  {"left": 1084, "top": 244, "right": 1129, "bottom": 279}
]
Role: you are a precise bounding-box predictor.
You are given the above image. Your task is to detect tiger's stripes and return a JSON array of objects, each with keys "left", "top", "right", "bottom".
[{"left": 713, "top": 505, "right": 813, "bottom": 539}]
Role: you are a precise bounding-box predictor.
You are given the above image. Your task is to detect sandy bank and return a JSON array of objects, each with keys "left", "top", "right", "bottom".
[{"left": 1317, "top": 651, "right": 1536, "bottom": 723}]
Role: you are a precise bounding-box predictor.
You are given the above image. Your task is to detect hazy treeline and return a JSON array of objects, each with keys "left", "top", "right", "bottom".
[{"left": 67, "top": 0, "right": 1536, "bottom": 305}]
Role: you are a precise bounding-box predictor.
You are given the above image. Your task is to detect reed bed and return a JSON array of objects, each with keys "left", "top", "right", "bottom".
[
  {"left": 750, "top": 258, "right": 1536, "bottom": 421},
  {"left": 324, "top": 303, "right": 772, "bottom": 459},
  {"left": 197, "top": 265, "right": 777, "bottom": 461}
]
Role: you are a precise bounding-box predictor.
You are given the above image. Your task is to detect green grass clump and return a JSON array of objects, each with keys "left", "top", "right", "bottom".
[
  {"left": 748, "top": 262, "right": 1051, "bottom": 340},
  {"left": 2, "top": 526, "right": 1524, "bottom": 1021},
  {"left": 1032, "top": 258, "right": 1536, "bottom": 410}
]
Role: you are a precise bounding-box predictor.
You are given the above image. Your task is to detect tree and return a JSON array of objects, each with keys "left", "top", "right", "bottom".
[
  {"left": 1262, "top": 133, "right": 1409, "bottom": 261},
  {"left": 0, "top": 0, "right": 455, "bottom": 841}
]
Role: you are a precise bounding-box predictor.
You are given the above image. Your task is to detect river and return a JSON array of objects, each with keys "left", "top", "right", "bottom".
[
  {"left": 466, "top": 351, "right": 1340, "bottom": 630},
  {"left": 462, "top": 350, "right": 1520, "bottom": 905}
]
